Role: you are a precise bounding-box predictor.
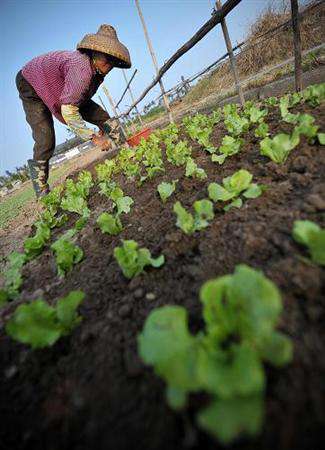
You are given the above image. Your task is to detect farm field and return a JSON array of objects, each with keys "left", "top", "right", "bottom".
[{"left": 0, "top": 85, "right": 324, "bottom": 450}]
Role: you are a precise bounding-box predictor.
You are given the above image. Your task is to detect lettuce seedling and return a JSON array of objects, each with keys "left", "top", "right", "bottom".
[
  {"left": 166, "top": 140, "right": 192, "bottom": 166},
  {"left": 51, "top": 234, "right": 84, "bottom": 277},
  {"left": 183, "top": 113, "right": 218, "bottom": 152},
  {"left": 114, "top": 240, "right": 164, "bottom": 279},
  {"left": 96, "top": 159, "right": 116, "bottom": 181},
  {"left": 99, "top": 180, "right": 117, "bottom": 198},
  {"left": 173, "top": 200, "right": 214, "bottom": 234},
  {"left": 2, "top": 251, "right": 26, "bottom": 300},
  {"left": 224, "top": 112, "right": 249, "bottom": 136},
  {"left": 5, "top": 290, "right": 84, "bottom": 349},
  {"left": 264, "top": 96, "right": 278, "bottom": 106},
  {"left": 157, "top": 180, "right": 178, "bottom": 203},
  {"left": 302, "top": 83, "right": 325, "bottom": 107},
  {"left": 254, "top": 122, "right": 269, "bottom": 138},
  {"left": 208, "top": 169, "right": 264, "bottom": 211},
  {"left": 24, "top": 222, "right": 51, "bottom": 260},
  {"left": 260, "top": 130, "right": 300, "bottom": 163},
  {"left": 41, "top": 185, "right": 64, "bottom": 209},
  {"left": 138, "top": 264, "right": 292, "bottom": 444},
  {"left": 185, "top": 158, "right": 207, "bottom": 180},
  {"left": 97, "top": 212, "right": 123, "bottom": 235},
  {"left": 294, "top": 113, "right": 319, "bottom": 140},
  {"left": 293, "top": 220, "right": 325, "bottom": 266},
  {"left": 211, "top": 136, "right": 243, "bottom": 165},
  {"left": 245, "top": 105, "right": 268, "bottom": 124}
]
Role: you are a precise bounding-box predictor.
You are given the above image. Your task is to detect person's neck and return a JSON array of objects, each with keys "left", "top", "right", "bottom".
[{"left": 91, "top": 58, "right": 105, "bottom": 76}]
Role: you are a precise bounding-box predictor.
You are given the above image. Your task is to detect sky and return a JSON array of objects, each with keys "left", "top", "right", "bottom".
[{"left": 1, "top": 0, "right": 280, "bottom": 174}]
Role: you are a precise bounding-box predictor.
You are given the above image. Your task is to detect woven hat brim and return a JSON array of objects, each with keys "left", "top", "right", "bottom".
[{"left": 77, "top": 35, "right": 131, "bottom": 68}]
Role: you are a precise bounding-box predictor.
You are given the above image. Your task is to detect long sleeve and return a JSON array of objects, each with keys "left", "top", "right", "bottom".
[{"left": 61, "top": 104, "right": 95, "bottom": 140}]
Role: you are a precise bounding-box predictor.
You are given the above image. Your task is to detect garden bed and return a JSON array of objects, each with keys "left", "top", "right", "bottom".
[{"left": 0, "top": 97, "right": 324, "bottom": 450}]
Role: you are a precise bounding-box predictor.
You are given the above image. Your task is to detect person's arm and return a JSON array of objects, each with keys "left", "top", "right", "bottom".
[{"left": 61, "top": 104, "right": 95, "bottom": 140}]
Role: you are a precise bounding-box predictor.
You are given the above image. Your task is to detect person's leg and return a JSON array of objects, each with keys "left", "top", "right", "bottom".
[
  {"left": 80, "top": 100, "right": 125, "bottom": 146},
  {"left": 16, "top": 71, "right": 55, "bottom": 197}
]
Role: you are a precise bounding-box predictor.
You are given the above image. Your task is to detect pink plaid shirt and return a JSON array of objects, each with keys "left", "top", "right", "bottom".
[{"left": 21, "top": 50, "right": 103, "bottom": 124}]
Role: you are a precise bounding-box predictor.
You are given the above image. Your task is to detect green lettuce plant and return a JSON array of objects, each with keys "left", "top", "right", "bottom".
[
  {"left": 260, "top": 130, "right": 300, "bottom": 163},
  {"left": 114, "top": 240, "right": 164, "bottom": 279},
  {"left": 24, "top": 222, "right": 51, "bottom": 260},
  {"left": 138, "top": 264, "right": 292, "bottom": 444},
  {"left": 292, "top": 220, "right": 325, "bottom": 266},
  {"left": 1, "top": 251, "right": 26, "bottom": 300},
  {"left": 5, "top": 290, "right": 85, "bottom": 348},
  {"left": 185, "top": 158, "right": 207, "bottom": 180},
  {"left": 208, "top": 169, "right": 265, "bottom": 211},
  {"left": 97, "top": 212, "right": 123, "bottom": 235},
  {"left": 173, "top": 199, "right": 214, "bottom": 234},
  {"left": 254, "top": 122, "right": 269, "bottom": 138},
  {"left": 211, "top": 136, "right": 243, "bottom": 165},
  {"left": 157, "top": 180, "right": 178, "bottom": 203},
  {"left": 51, "top": 233, "right": 84, "bottom": 277},
  {"left": 166, "top": 140, "right": 192, "bottom": 166}
]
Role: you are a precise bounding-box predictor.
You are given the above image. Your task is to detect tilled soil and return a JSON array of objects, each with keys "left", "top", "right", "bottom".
[{"left": 0, "top": 102, "right": 324, "bottom": 450}]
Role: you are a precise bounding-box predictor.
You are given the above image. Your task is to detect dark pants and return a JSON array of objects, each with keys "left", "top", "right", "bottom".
[{"left": 16, "top": 70, "right": 110, "bottom": 161}]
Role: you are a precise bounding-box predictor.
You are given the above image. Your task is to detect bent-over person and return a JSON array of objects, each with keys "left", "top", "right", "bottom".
[{"left": 16, "top": 24, "right": 131, "bottom": 198}]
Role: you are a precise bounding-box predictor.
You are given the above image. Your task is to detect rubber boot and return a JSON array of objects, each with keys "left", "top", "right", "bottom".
[{"left": 27, "top": 159, "right": 50, "bottom": 199}]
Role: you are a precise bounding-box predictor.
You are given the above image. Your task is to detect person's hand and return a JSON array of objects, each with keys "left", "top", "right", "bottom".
[{"left": 91, "top": 134, "right": 111, "bottom": 151}]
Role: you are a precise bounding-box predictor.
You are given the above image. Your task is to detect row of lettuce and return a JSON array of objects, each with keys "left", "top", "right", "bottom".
[{"left": 1, "top": 83, "right": 324, "bottom": 444}]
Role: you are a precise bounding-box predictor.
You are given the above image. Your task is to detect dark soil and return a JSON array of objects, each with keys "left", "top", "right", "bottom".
[{"left": 0, "top": 101, "right": 325, "bottom": 450}]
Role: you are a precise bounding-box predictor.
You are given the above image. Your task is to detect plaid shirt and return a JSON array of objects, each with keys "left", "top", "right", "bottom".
[{"left": 22, "top": 50, "right": 104, "bottom": 126}]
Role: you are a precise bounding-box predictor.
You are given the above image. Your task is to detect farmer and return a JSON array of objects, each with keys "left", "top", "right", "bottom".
[{"left": 16, "top": 24, "right": 131, "bottom": 198}]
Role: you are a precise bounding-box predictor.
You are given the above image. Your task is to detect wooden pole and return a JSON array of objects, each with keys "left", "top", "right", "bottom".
[
  {"left": 290, "top": 0, "right": 303, "bottom": 91},
  {"left": 122, "top": 70, "right": 144, "bottom": 126},
  {"left": 135, "top": 0, "right": 174, "bottom": 123},
  {"left": 215, "top": 0, "right": 244, "bottom": 105},
  {"left": 98, "top": 95, "right": 108, "bottom": 113},
  {"left": 102, "top": 84, "right": 127, "bottom": 138}
]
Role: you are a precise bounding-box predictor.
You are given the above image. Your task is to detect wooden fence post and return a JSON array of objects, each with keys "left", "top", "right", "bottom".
[
  {"left": 290, "top": 0, "right": 303, "bottom": 92},
  {"left": 102, "top": 84, "right": 127, "bottom": 139},
  {"left": 215, "top": 0, "right": 245, "bottom": 105},
  {"left": 135, "top": 0, "right": 174, "bottom": 123},
  {"left": 122, "top": 70, "right": 144, "bottom": 126}
]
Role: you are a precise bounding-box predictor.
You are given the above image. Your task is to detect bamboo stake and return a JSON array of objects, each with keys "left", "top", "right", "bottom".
[
  {"left": 290, "top": 0, "right": 303, "bottom": 91},
  {"left": 102, "top": 84, "right": 127, "bottom": 138},
  {"left": 122, "top": 70, "right": 143, "bottom": 125},
  {"left": 135, "top": 0, "right": 174, "bottom": 123},
  {"left": 98, "top": 95, "right": 108, "bottom": 113},
  {"left": 215, "top": 0, "right": 244, "bottom": 105}
]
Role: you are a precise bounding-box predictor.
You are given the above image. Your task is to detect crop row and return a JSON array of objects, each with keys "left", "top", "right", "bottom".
[{"left": 0, "top": 82, "right": 324, "bottom": 444}]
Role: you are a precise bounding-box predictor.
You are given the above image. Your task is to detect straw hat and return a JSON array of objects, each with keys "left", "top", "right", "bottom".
[{"left": 77, "top": 24, "right": 131, "bottom": 68}]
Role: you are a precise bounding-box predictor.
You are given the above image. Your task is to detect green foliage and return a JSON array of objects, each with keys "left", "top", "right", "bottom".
[
  {"left": 208, "top": 169, "right": 265, "bottom": 211},
  {"left": 224, "top": 104, "right": 250, "bottom": 136},
  {"left": 302, "top": 83, "right": 325, "bottom": 107},
  {"left": 51, "top": 234, "right": 84, "bottom": 277},
  {"left": 260, "top": 130, "right": 300, "bottom": 163},
  {"left": 60, "top": 174, "right": 92, "bottom": 216},
  {"left": 98, "top": 180, "right": 117, "bottom": 198},
  {"left": 24, "top": 222, "right": 51, "bottom": 260},
  {"left": 41, "top": 185, "right": 64, "bottom": 209},
  {"left": 5, "top": 290, "right": 84, "bottom": 348},
  {"left": 97, "top": 212, "right": 123, "bottom": 235},
  {"left": 292, "top": 220, "right": 325, "bottom": 266},
  {"left": 2, "top": 251, "right": 26, "bottom": 300},
  {"left": 211, "top": 136, "right": 243, "bottom": 165},
  {"left": 264, "top": 97, "right": 278, "bottom": 106},
  {"left": 244, "top": 104, "right": 268, "bottom": 124},
  {"left": 157, "top": 180, "right": 178, "bottom": 203},
  {"left": 183, "top": 112, "right": 220, "bottom": 153},
  {"left": 95, "top": 159, "right": 117, "bottom": 181},
  {"left": 185, "top": 158, "right": 207, "bottom": 180},
  {"left": 254, "top": 122, "right": 269, "bottom": 138},
  {"left": 138, "top": 265, "right": 292, "bottom": 444},
  {"left": 294, "top": 113, "right": 319, "bottom": 140},
  {"left": 114, "top": 240, "right": 164, "bottom": 279},
  {"left": 318, "top": 133, "right": 325, "bottom": 145},
  {"left": 173, "top": 200, "right": 214, "bottom": 234},
  {"left": 166, "top": 140, "right": 192, "bottom": 166}
]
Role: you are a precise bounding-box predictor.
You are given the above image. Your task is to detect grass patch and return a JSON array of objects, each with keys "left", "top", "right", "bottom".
[{"left": 0, "top": 164, "right": 72, "bottom": 230}]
